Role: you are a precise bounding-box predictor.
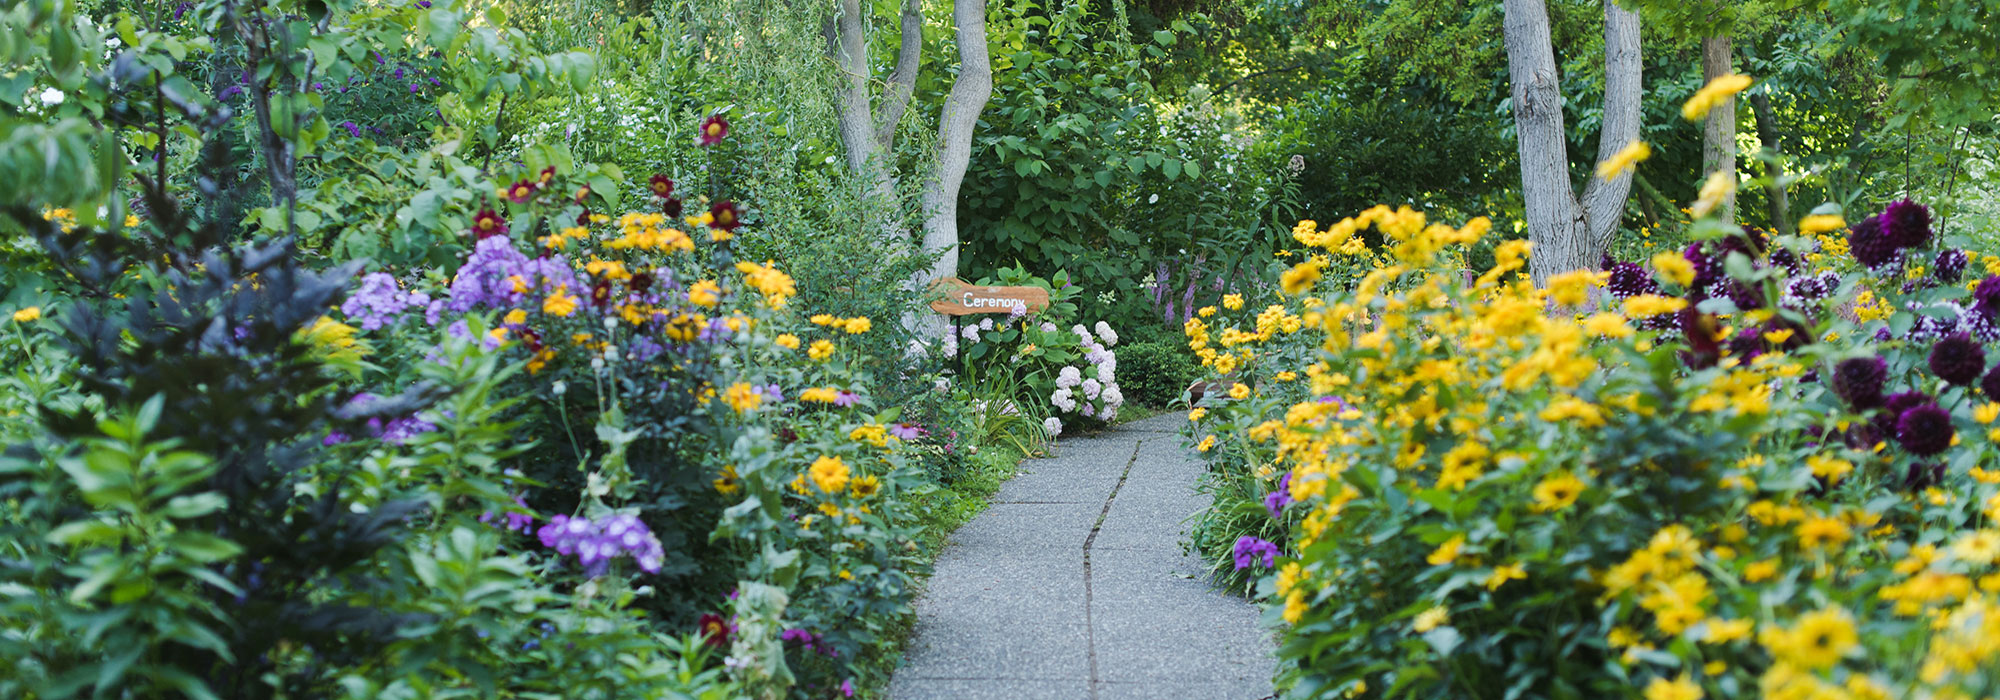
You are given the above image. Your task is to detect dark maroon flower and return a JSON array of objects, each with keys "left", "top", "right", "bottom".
[
  {"left": 1716, "top": 225, "right": 1768, "bottom": 260},
  {"left": 1903, "top": 461, "right": 1945, "bottom": 492},
  {"left": 1894, "top": 402, "right": 1953, "bottom": 456},
  {"left": 1831, "top": 356, "right": 1887, "bottom": 410},
  {"left": 1680, "top": 309, "right": 1722, "bottom": 369},
  {"left": 1684, "top": 243, "right": 1721, "bottom": 293},
  {"left": 471, "top": 208, "right": 508, "bottom": 239},
  {"left": 1928, "top": 333, "right": 1986, "bottom": 386},
  {"left": 502, "top": 180, "right": 535, "bottom": 204},
  {"left": 661, "top": 196, "right": 684, "bottom": 219},
  {"left": 1985, "top": 365, "right": 2000, "bottom": 403},
  {"left": 536, "top": 166, "right": 557, "bottom": 188},
  {"left": 1848, "top": 216, "right": 1897, "bottom": 269},
  {"left": 697, "top": 613, "right": 733, "bottom": 648},
  {"left": 697, "top": 115, "right": 730, "bottom": 146},
  {"left": 589, "top": 278, "right": 614, "bottom": 308},
  {"left": 1605, "top": 260, "right": 1657, "bottom": 299},
  {"left": 648, "top": 174, "right": 675, "bottom": 198},
  {"left": 628, "top": 271, "right": 655, "bottom": 294},
  {"left": 709, "top": 200, "right": 743, "bottom": 231},
  {"left": 575, "top": 210, "right": 592, "bottom": 227},
  {"left": 1881, "top": 198, "right": 1932, "bottom": 249},
  {"left": 1975, "top": 277, "right": 2000, "bottom": 318}
]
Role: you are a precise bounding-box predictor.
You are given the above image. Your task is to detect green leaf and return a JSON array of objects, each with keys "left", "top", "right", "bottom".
[
  {"left": 168, "top": 533, "right": 242, "bottom": 564},
  {"left": 160, "top": 493, "right": 227, "bottom": 520}
]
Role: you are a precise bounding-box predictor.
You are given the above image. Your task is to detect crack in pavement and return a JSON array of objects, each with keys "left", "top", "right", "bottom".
[{"left": 1081, "top": 437, "right": 1144, "bottom": 700}]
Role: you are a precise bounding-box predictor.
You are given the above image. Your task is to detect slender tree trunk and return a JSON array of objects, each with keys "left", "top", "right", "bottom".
[
  {"left": 1700, "top": 35, "right": 1737, "bottom": 224},
  {"left": 824, "top": 0, "right": 902, "bottom": 217},
  {"left": 1748, "top": 91, "right": 1792, "bottom": 235},
  {"left": 1502, "top": 0, "right": 1641, "bottom": 282},
  {"left": 919, "top": 0, "right": 991, "bottom": 290}
]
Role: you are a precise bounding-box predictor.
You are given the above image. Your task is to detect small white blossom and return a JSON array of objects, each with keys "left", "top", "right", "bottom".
[
  {"left": 551, "top": 381, "right": 567, "bottom": 396},
  {"left": 39, "top": 88, "right": 64, "bottom": 106}
]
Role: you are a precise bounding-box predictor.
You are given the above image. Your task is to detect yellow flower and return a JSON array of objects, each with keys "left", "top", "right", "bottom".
[
  {"left": 1276, "top": 370, "right": 1297, "bottom": 381},
  {"left": 1532, "top": 473, "right": 1584, "bottom": 512},
  {"left": 504, "top": 309, "right": 529, "bottom": 326},
  {"left": 1623, "top": 294, "right": 1689, "bottom": 318},
  {"left": 809, "top": 339, "right": 836, "bottom": 361},
  {"left": 722, "top": 382, "right": 762, "bottom": 414},
  {"left": 1682, "top": 73, "right": 1753, "bottom": 121},
  {"left": 543, "top": 286, "right": 579, "bottom": 317},
  {"left": 1188, "top": 408, "right": 1207, "bottom": 422},
  {"left": 1426, "top": 535, "right": 1465, "bottom": 566},
  {"left": 774, "top": 333, "right": 800, "bottom": 349},
  {"left": 1413, "top": 605, "right": 1449, "bottom": 633},
  {"left": 1761, "top": 607, "right": 1856, "bottom": 670},
  {"left": 1485, "top": 562, "right": 1526, "bottom": 591},
  {"left": 1949, "top": 529, "right": 2000, "bottom": 565},
  {"left": 1642, "top": 673, "right": 1702, "bottom": 700},
  {"left": 849, "top": 474, "right": 881, "bottom": 499},
  {"left": 688, "top": 280, "right": 722, "bottom": 307},
  {"left": 849, "top": 423, "right": 889, "bottom": 448},
  {"left": 1806, "top": 454, "right": 1852, "bottom": 484},
  {"left": 843, "top": 317, "right": 873, "bottom": 334},
  {"left": 1743, "top": 558, "right": 1779, "bottom": 582},
  {"left": 1222, "top": 294, "right": 1245, "bottom": 310},
  {"left": 1975, "top": 402, "right": 2000, "bottom": 424},
  {"left": 1228, "top": 383, "right": 1251, "bottom": 400},
  {"left": 1691, "top": 171, "right": 1736, "bottom": 218},
  {"left": 1795, "top": 516, "right": 1851, "bottom": 551},
  {"left": 1544, "top": 269, "right": 1598, "bottom": 306},
  {"left": 1798, "top": 214, "right": 1846, "bottom": 236},
  {"left": 1196, "top": 435, "right": 1217, "bottom": 452},
  {"left": 1651, "top": 252, "right": 1695, "bottom": 287},
  {"left": 808, "top": 455, "right": 851, "bottom": 494},
  {"left": 799, "top": 387, "right": 840, "bottom": 403},
  {"left": 1282, "top": 589, "right": 1309, "bottom": 624},
  {"left": 1701, "top": 618, "right": 1752, "bottom": 644},
  {"left": 1582, "top": 312, "right": 1635, "bottom": 338},
  {"left": 11, "top": 306, "right": 41, "bottom": 323},
  {"left": 1596, "top": 139, "right": 1652, "bottom": 180},
  {"left": 713, "top": 465, "right": 741, "bottom": 495},
  {"left": 1279, "top": 259, "right": 1325, "bottom": 296}
]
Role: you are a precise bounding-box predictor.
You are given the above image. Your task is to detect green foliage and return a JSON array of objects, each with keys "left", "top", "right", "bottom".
[{"left": 1113, "top": 336, "right": 1198, "bottom": 408}]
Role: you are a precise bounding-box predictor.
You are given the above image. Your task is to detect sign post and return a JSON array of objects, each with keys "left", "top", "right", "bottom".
[{"left": 927, "top": 278, "right": 1050, "bottom": 316}]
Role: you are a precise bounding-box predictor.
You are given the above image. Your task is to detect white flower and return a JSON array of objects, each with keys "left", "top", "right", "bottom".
[
  {"left": 1043, "top": 416, "right": 1063, "bottom": 437},
  {"left": 1148, "top": 193, "right": 1160, "bottom": 204},
  {"left": 941, "top": 336, "right": 958, "bottom": 358},
  {"left": 38, "top": 88, "right": 64, "bottom": 106},
  {"left": 551, "top": 381, "right": 567, "bottom": 396},
  {"left": 1102, "top": 406, "right": 1119, "bottom": 421},
  {"left": 1096, "top": 362, "right": 1116, "bottom": 383},
  {"left": 1056, "top": 366, "right": 1082, "bottom": 388},
  {"left": 1101, "top": 384, "right": 1124, "bottom": 408},
  {"left": 602, "top": 344, "right": 619, "bottom": 360},
  {"left": 1040, "top": 321, "right": 1058, "bottom": 333},
  {"left": 590, "top": 358, "right": 606, "bottom": 371},
  {"left": 1081, "top": 378, "right": 1102, "bottom": 400},
  {"left": 1009, "top": 302, "right": 1028, "bottom": 319},
  {"left": 603, "top": 317, "right": 619, "bottom": 330},
  {"left": 961, "top": 325, "right": 980, "bottom": 341},
  {"left": 1094, "top": 322, "right": 1118, "bottom": 346},
  {"left": 980, "top": 318, "right": 995, "bottom": 330}
]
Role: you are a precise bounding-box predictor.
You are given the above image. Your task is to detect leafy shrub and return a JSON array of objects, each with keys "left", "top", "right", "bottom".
[{"left": 1114, "top": 337, "right": 1200, "bottom": 408}]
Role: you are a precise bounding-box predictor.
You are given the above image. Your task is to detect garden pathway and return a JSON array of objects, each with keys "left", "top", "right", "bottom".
[{"left": 888, "top": 413, "right": 1275, "bottom": 700}]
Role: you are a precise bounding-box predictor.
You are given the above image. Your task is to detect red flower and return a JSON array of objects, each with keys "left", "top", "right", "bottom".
[
  {"left": 697, "top": 115, "right": 730, "bottom": 146},
  {"left": 697, "top": 613, "right": 733, "bottom": 648},
  {"left": 504, "top": 180, "right": 535, "bottom": 204},
  {"left": 589, "top": 279, "right": 614, "bottom": 308},
  {"left": 709, "top": 200, "right": 743, "bottom": 231},
  {"left": 648, "top": 174, "right": 675, "bottom": 198},
  {"left": 575, "top": 210, "right": 592, "bottom": 227},
  {"left": 471, "top": 208, "right": 509, "bottom": 239},
  {"left": 661, "top": 196, "right": 683, "bottom": 219},
  {"left": 536, "top": 166, "right": 557, "bottom": 188}
]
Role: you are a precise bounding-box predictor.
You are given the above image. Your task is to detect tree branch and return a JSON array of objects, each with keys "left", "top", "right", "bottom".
[{"left": 874, "top": 0, "right": 923, "bottom": 148}]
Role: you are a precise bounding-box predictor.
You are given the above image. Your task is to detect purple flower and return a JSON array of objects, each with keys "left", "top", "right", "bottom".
[
  {"left": 341, "top": 273, "right": 423, "bottom": 330},
  {"left": 480, "top": 496, "right": 537, "bottom": 533},
  {"left": 1232, "top": 536, "right": 1279, "bottom": 570},
  {"left": 1264, "top": 473, "right": 1292, "bottom": 520},
  {"left": 536, "top": 512, "right": 665, "bottom": 576},
  {"left": 1831, "top": 356, "right": 1888, "bottom": 410},
  {"left": 394, "top": 67, "right": 406, "bottom": 80},
  {"left": 447, "top": 236, "right": 577, "bottom": 312},
  {"left": 888, "top": 423, "right": 927, "bottom": 440},
  {"left": 1881, "top": 198, "right": 1933, "bottom": 249},
  {"left": 834, "top": 391, "right": 861, "bottom": 407},
  {"left": 1935, "top": 249, "right": 1969, "bottom": 284},
  {"left": 1894, "top": 402, "right": 1954, "bottom": 456},
  {"left": 1848, "top": 216, "right": 1899, "bottom": 270},
  {"left": 339, "top": 120, "right": 361, "bottom": 138},
  {"left": 1604, "top": 259, "right": 1658, "bottom": 299},
  {"left": 1928, "top": 333, "right": 1986, "bottom": 386}
]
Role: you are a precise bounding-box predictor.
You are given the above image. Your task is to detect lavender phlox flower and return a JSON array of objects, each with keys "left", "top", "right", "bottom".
[
  {"left": 536, "top": 512, "right": 665, "bottom": 576},
  {"left": 979, "top": 318, "right": 994, "bottom": 331},
  {"left": 961, "top": 325, "right": 981, "bottom": 341},
  {"left": 1233, "top": 536, "right": 1279, "bottom": 570},
  {"left": 1008, "top": 302, "right": 1027, "bottom": 320},
  {"left": 342, "top": 272, "right": 424, "bottom": 330},
  {"left": 1265, "top": 473, "right": 1292, "bottom": 520}
]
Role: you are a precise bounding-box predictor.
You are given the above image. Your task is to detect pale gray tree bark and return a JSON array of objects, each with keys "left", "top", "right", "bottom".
[
  {"left": 1501, "top": 0, "right": 1643, "bottom": 283},
  {"left": 1701, "top": 35, "right": 1738, "bottom": 224},
  {"left": 824, "top": 0, "right": 991, "bottom": 340}
]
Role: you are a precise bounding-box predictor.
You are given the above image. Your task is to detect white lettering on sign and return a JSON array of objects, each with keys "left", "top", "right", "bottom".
[{"left": 961, "top": 292, "right": 1027, "bottom": 309}]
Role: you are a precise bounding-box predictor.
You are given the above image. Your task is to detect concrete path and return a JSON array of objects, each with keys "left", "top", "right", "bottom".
[{"left": 889, "top": 413, "right": 1275, "bottom": 700}]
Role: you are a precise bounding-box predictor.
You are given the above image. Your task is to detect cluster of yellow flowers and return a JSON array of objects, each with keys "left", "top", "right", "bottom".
[{"left": 605, "top": 212, "right": 695, "bottom": 252}]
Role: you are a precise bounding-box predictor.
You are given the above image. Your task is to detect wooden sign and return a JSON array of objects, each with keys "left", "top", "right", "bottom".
[{"left": 928, "top": 277, "right": 1051, "bottom": 316}]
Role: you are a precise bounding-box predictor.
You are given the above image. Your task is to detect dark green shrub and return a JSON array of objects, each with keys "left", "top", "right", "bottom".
[{"left": 1117, "top": 338, "right": 1199, "bottom": 409}]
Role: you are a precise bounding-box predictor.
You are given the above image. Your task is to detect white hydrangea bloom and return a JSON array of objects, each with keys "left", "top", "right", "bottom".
[
  {"left": 1101, "top": 384, "right": 1124, "bottom": 408},
  {"left": 1081, "top": 378, "right": 1102, "bottom": 400},
  {"left": 1043, "top": 416, "right": 1063, "bottom": 436},
  {"left": 1096, "top": 362, "right": 1116, "bottom": 383},
  {"left": 1041, "top": 321, "right": 1059, "bottom": 333},
  {"left": 1094, "top": 321, "right": 1118, "bottom": 346},
  {"left": 1056, "top": 366, "right": 1083, "bottom": 388},
  {"left": 980, "top": 318, "right": 995, "bottom": 330},
  {"left": 1051, "top": 388, "right": 1076, "bottom": 412},
  {"left": 962, "top": 325, "right": 981, "bottom": 341}
]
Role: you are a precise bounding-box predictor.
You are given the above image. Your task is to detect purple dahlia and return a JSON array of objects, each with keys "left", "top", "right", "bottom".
[
  {"left": 1831, "top": 356, "right": 1888, "bottom": 410},
  {"left": 1928, "top": 333, "right": 1987, "bottom": 386},
  {"left": 1881, "top": 198, "right": 1933, "bottom": 249},
  {"left": 1894, "top": 402, "right": 1954, "bottom": 456},
  {"left": 1935, "top": 249, "right": 1968, "bottom": 284},
  {"left": 1848, "top": 216, "right": 1898, "bottom": 269},
  {"left": 1605, "top": 260, "right": 1658, "bottom": 299}
]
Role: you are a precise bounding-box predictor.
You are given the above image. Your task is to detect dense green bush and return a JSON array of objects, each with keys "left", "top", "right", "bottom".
[{"left": 1115, "top": 336, "right": 1199, "bottom": 408}]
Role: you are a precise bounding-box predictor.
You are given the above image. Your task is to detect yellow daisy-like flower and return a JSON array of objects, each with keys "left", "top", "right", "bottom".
[
  {"left": 843, "top": 317, "right": 873, "bottom": 334},
  {"left": 713, "top": 465, "right": 741, "bottom": 495},
  {"left": 1795, "top": 516, "right": 1851, "bottom": 551},
  {"left": 688, "top": 280, "right": 722, "bottom": 307},
  {"left": 1531, "top": 473, "right": 1584, "bottom": 512},
  {"left": 1691, "top": 171, "right": 1736, "bottom": 219},
  {"left": 1682, "top": 73, "right": 1753, "bottom": 121},
  {"left": 1622, "top": 294, "right": 1689, "bottom": 318},
  {"left": 1413, "top": 605, "right": 1449, "bottom": 633},
  {"left": 1949, "top": 529, "right": 2000, "bottom": 566},
  {"left": 1798, "top": 214, "right": 1846, "bottom": 236},
  {"left": 808, "top": 455, "right": 851, "bottom": 494},
  {"left": 1279, "top": 259, "right": 1325, "bottom": 297},
  {"left": 543, "top": 286, "right": 579, "bottom": 317},
  {"left": 774, "top": 333, "right": 801, "bottom": 350},
  {"left": 1188, "top": 408, "right": 1208, "bottom": 422},
  {"left": 849, "top": 423, "right": 889, "bottom": 448},
  {"left": 1642, "top": 673, "right": 1702, "bottom": 700},
  {"left": 1761, "top": 607, "right": 1856, "bottom": 670},
  {"left": 809, "top": 339, "right": 836, "bottom": 361},
  {"left": 1651, "top": 252, "right": 1695, "bottom": 287},
  {"left": 1228, "top": 383, "right": 1251, "bottom": 400},
  {"left": 721, "top": 382, "right": 762, "bottom": 414},
  {"left": 1426, "top": 535, "right": 1465, "bottom": 566},
  {"left": 1485, "top": 562, "right": 1526, "bottom": 591},
  {"left": 1595, "top": 139, "right": 1652, "bottom": 180},
  {"left": 849, "top": 474, "right": 881, "bottom": 499},
  {"left": 1196, "top": 435, "right": 1217, "bottom": 452},
  {"left": 11, "top": 306, "right": 41, "bottom": 323}
]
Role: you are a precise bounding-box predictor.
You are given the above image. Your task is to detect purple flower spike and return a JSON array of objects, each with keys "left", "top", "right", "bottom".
[{"left": 1232, "top": 536, "right": 1279, "bottom": 571}]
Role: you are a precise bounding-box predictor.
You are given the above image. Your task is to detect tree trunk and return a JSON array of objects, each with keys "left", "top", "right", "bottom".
[
  {"left": 824, "top": 0, "right": 901, "bottom": 214},
  {"left": 918, "top": 0, "right": 991, "bottom": 291},
  {"left": 1502, "top": 0, "right": 1641, "bottom": 282},
  {"left": 1700, "top": 35, "right": 1737, "bottom": 224},
  {"left": 1748, "top": 91, "right": 1792, "bottom": 235}
]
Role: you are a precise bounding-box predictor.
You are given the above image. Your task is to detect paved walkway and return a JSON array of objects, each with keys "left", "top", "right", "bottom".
[{"left": 889, "top": 413, "right": 1275, "bottom": 700}]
